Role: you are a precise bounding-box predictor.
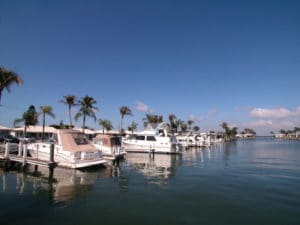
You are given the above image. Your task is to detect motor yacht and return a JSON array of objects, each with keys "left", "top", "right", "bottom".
[
  {"left": 92, "top": 134, "right": 126, "bottom": 160},
  {"left": 27, "top": 129, "right": 106, "bottom": 169}
]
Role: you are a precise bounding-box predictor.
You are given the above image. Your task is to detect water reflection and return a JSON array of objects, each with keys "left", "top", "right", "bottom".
[
  {"left": 125, "top": 153, "right": 180, "bottom": 186},
  {"left": 0, "top": 165, "right": 114, "bottom": 207},
  {"left": 181, "top": 144, "right": 224, "bottom": 168},
  {"left": 223, "top": 141, "right": 238, "bottom": 162}
]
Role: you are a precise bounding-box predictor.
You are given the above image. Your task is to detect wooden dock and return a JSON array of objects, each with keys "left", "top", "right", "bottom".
[{"left": 0, "top": 143, "right": 57, "bottom": 168}]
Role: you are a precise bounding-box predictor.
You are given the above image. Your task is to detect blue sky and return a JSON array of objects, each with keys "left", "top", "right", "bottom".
[{"left": 1, "top": 0, "right": 300, "bottom": 135}]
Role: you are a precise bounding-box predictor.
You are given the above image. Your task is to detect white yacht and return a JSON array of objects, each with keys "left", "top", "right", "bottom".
[
  {"left": 122, "top": 128, "right": 182, "bottom": 154},
  {"left": 92, "top": 134, "right": 126, "bottom": 160},
  {"left": 176, "top": 131, "right": 212, "bottom": 148},
  {"left": 27, "top": 129, "right": 106, "bottom": 169}
]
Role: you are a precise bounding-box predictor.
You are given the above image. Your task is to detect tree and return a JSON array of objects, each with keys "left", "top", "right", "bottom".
[
  {"left": 119, "top": 106, "right": 132, "bottom": 133},
  {"left": 128, "top": 121, "right": 138, "bottom": 134},
  {"left": 98, "top": 119, "right": 113, "bottom": 134},
  {"left": 180, "top": 121, "right": 188, "bottom": 133},
  {"left": 187, "top": 120, "right": 194, "bottom": 131},
  {"left": 143, "top": 114, "right": 163, "bottom": 129},
  {"left": 14, "top": 105, "right": 38, "bottom": 136},
  {"left": 294, "top": 127, "right": 300, "bottom": 132},
  {"left": 279, "top": 129, "right": 287, "bottom": 135},
  {"left": 75, "top": 95, "right": 98, "bottom": 133},
  {"left": 220, "top": 122, "right": 238, "bottom": 141},
  {"left": 193, "top": 125, "right": 200, "bottom": 132},
  {"left": 39, "top": 106, "right": 55, "bottom": 140},
  {"left": 168, "top": 114, "right": 177, "bottom": 134},
  {"left": 220, "top": 122, "right": 229, "bottom": 133},
  {"left": 59, "top": 95, "right": 78, "bottom": 127},
  {"left": 244, "top": 128, "right": 256, "bottom": 135},
  {"left": 0, "top": 67, "right": 23, "bottom": 104}
]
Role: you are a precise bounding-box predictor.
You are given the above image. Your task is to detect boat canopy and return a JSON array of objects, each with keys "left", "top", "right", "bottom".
[{"left": 57, "top": 129, "right": 98, "bottom": 152}]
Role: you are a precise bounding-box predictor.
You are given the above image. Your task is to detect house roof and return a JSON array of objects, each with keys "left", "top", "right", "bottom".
[
  {"left": 13, "top": 126, "right": 57, "bottom": 133},
  {"left": 73, "top": 127, "right": 96, "bottom": 135},
  {"left": 0, "top": 125, "right": 12, "bottom": 130}
]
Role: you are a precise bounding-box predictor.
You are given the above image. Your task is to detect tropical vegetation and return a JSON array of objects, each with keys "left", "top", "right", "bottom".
[
  {"left": 59, "top": 95, "right": 78, "bottom": 127},
  {"left": 128, "top": 121, "right": 138, "bottom": 134},
  {"left": 39, "top": 106, "right": 55, "bottom": 140},
  {"left": 75, "top": 95, "right": 98, "bottom": 133},
  {"left": 119, "top": 106, "right": 132, "bottom": 134},
  {"left": 14, "top": 105, "right": 38, "bottom": 136},
  {"left": 143, "top": 114, "right": 163, "bottom": 129},
  {"left": 220, "top": 122, "right": 238, "bottom": 141},
  {"left": 98, "top": 119, "right": 113, "bottom": 134},
  {"left": 0, "top": 67, "right": 22, "bottom": 104}
]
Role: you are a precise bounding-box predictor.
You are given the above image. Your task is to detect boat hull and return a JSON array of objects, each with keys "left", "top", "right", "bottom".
[
  {"left": 122, "top": 142, "right": 181, "bottom": 154},
  {"left": 27, "top": 143, "right": 106, "bottom": 169}
]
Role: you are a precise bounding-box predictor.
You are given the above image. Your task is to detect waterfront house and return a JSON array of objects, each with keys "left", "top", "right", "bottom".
[
  {"left": 0, "top": 125, "right": 12, "bottom": 136},
  {"left": 13, "top": 126, "right": 57, "bottom": 140}
]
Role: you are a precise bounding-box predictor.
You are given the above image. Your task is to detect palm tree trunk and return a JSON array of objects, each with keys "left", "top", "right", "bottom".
[
  {"left": 120, "top": 116, "right": 124, "bottom": 134},
  {"left": 68, "top": 106, "right": 72, "bottom": 126},
  {"left": 24, "top": 125, "right": 27, "bottom": 137},
  {"left": 82, "top": 116, "right": 86, "bottom": 133},
  {"left": 42, "top": 113, "right": 45, "bottom": 141},
  {"left": 102, "top": 127, "right": 104, "bottom": 134}
]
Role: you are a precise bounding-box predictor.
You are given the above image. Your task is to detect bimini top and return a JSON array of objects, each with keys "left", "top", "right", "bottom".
[
  {"left": 55, "top": 129, "right": 98, "bottom": 152},
  {"left": 94, "top": 134, "right": 122, "bottom": 147}
]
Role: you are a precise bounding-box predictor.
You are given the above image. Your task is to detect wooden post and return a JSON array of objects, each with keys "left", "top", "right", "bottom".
[
  {"left": 18, "top": 141, "right": 23, "bottom": 156},
  {"left": 4, "top": 142, "right": 10, "bottom": 158},
  {"left": 50, "top": 143, "right": 54, "bottom": 162},
  {"left": 22, "top": 144, "right": 28, "bottom": 167}
]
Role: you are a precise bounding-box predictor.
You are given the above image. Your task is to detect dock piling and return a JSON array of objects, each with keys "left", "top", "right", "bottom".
[
  {"left": 4, "top": 143, "right": 10, "bottom": 158},
  {"left": 22, "top": 144, "right": 28, "bottom": 167},
  {"left": 50, "top": 143, "right": 54, "bottom": 162},
  {"left": 18, "top": 142, "right": 23, "bottom": 156}
]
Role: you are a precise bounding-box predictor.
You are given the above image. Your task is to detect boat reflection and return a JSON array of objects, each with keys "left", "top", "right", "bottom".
[
  {"left": 0, "top": 165, "right": 117, "bottom": 207},
  {"left": 125, "top": 153, "right": 181, "bottom": 183}
]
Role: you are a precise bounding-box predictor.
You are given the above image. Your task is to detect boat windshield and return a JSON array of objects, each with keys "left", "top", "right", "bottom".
[
  {"left": 111, "top": 137, "right": 121, "bottom": 146},
  {"left": 73, "top": 133, "right": 89, "bottom": 145}
]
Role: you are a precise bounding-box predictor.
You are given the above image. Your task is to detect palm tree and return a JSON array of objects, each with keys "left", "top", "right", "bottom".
[
  {"left": 14, "top": 105, "right": 38, "bottom": 136},
  {"left": 39, "top": 106, "right": 55, "bottom": 140},
  {"left": 59, "top": 95, "right": 78, "bottom": 127},
  {"left": 128, "top": 121, "right": 138, "bottom": 135},
  {"left": 75, "top": 95, "right": 98, "bottom": 133},
  {"left": 193, "top": 125, "right": 200, "bottom": 132},
  {"left": 187, "top": 120, "right": 194, "bottom": 131},
  {"left": 220, "top": 122, "right": 238, "bottom": 141},
  {"left": 143, "top": 114, "right": 163, "bottom": 129},
  {"left": 0, "top": 67, "right": 23, "bottom": 104},
  {"left": 119, "top": 106, "right": 132, "bottom": 134},
  {"left": 98, "top": 119, "right": 113, "bottom": 134},
  {"left": 220, "top": 122, "right": 229, "bottom": 133},
  {"left": 168, "top": 114, "right": 177, "bottom": 134}
]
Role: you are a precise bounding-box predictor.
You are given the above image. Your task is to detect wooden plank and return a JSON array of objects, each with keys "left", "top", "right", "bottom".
[{"left": 0, "top": 153, "right": 56, "bottom": 168}]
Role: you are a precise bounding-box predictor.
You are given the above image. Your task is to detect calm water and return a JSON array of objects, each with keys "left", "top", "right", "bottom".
[{"left": 1, "top": 138, "right": 300, "bottom": 225}]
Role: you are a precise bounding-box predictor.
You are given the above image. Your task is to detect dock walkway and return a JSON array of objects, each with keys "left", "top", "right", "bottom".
[{"left": 0, "top": 143, "right": 56, "bottom": 168}]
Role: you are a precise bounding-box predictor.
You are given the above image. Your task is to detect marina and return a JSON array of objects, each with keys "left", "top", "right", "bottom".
[
  {"left": 1, "top": 138, "right": 300, "bottom": 225},
  {"left": 1, "top": 1, "right": 300, "bottom": 225}
]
